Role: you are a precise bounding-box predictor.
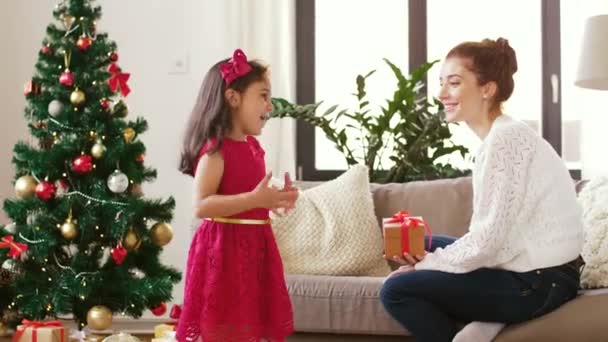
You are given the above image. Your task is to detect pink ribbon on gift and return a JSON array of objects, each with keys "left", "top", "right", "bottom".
[
  {"left": 386, "top": 211, "right": 432, "bottom": 253},
  {"left": 220, "top": 49, "right": 252, "bottom": 86},
  {"left": 13, "top": 319, "right": 65, "bottom": 342}
]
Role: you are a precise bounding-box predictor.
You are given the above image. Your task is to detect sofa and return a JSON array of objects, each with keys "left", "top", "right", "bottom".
[{"left": 287, "top": 176, "right": 608, "bottom": 341}]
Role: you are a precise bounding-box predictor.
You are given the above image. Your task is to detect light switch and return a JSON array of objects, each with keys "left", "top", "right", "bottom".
[{"left": 169, "top": 53, "right": 189, "bottom": 74}]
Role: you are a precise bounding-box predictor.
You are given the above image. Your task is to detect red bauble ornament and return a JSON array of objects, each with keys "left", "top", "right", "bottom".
[
  {"left": 111, "top": 245, "right": 127, "bottom": 265},
  {"left": 169, "top": 304, "right": 182, "bottom": 319},
  {"left": 35, "top": 181, "right": 56, "bottom": 201},
  {"left": 100, "top": 98, "right": 110, "bottom": 110},
  {"left": 151, "top": 303, "right": 167, "bottom": 316},
  {"left": 41, "top": 45, "right": 52, "bottom": 55},
  {"left": 72, "top": 154, "right": 93, "bottom": 174},
  {"left": 109, "top": 52, "right": 119, "bottom": 62},
  {"left": 59, "top": 70, "right": 74, "bottom": 87},
  {"left": 77, "top": 36, "right": 92, "bottom": 51},
  {"left": 136, "top": 154, "right": 145, "bottom": 163}
]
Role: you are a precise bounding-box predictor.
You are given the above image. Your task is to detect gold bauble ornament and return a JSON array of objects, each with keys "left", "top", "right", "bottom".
[
  {"left": 91, "top": 140, "right": 106, "bottom": 159},
  {"left": 112, "top": 100, "right": 129, "bottom": 118},
  {"left": 123, "top": 229, "right": 141, "bottom": 250},
  {"left": 70, "top": 89, "right": 86, "bottom": 106},
  {"left": 60, "top": 209, "right": 78, "bottom": 240},
  {"left": 123, "top": 128, "right": 136, "bottom": 144},
  {"left": 86, "top": 305, "right": 113, "bottom": 331},
  {"left": 0, "top": 321, "right": 8, "bottom": 336},
  {"left": 151, "top": 222, "right": 173, "bottom": 247},
  {"left": 15, "top": 175, "right": 38, "bottom": 199}
]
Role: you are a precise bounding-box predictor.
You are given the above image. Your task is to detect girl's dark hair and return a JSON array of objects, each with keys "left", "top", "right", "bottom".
[
  {"left": 447, "top": 37, "right": 518, "bottom": 109},
  {"left": 178, "top": 58, "right": 268, "bottom": 176}
]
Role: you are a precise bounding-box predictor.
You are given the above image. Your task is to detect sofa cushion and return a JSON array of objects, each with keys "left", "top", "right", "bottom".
[
  {"left": 272, "top": 165, "right": 391, "bottom": 276},
  {"left": 495, "top": 293, "right": 608, "bottom": 342},
  {"left": 286, "top": 274, "right": 408, "bottom": 335},
  {"left": 370, "top": 177, "right": 473, "bottom": 238}
]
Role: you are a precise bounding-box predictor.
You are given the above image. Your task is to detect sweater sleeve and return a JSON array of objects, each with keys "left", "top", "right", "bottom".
[{"left": 415, "top": 127, "right": 536, "bottom": 273}]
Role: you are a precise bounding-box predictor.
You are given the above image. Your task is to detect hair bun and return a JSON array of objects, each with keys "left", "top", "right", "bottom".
[{"left": 495, "top": 37, "right": 518, "bottom": 74}]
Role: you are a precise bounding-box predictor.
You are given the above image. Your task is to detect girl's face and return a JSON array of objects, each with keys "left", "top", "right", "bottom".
[
  {"left": 228, "top": 76, "right": 273, "bottom": 136},
  {"left": 438, "top": 57, "right": 493, "bottom": 123}
]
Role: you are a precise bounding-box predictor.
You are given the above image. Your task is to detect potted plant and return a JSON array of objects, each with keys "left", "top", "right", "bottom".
[{"left": 270, "top": 59, "right": 470, "bottom": 183}]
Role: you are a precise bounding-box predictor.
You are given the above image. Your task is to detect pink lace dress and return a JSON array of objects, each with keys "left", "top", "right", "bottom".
[{"left": 176, "top": 136, "right": 294, "bottom": 342}]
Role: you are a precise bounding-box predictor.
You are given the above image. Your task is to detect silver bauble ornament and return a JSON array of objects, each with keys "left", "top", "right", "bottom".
[
  {"left": 48, "top": 100, "right": 64, "bottom": 117},
  {"left": 107, "top": 170, "right": 129, "bottom": 193},
  {"left": 2, "top": 259, "right": 16, "bottom": 272}
]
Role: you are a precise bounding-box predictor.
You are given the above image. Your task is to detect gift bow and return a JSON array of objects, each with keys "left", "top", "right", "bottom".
[
  {"left": 0, "top": 236, "right": 28, "bottom": 258},
  {"left": 220, "top": 49, "right": 252, "bottom": 86},
  {"left": 13, "top": 319, "right": 64, "bottom": 342},
  {"left": 108, "top": 63, "right": 131, "bottom": 97},
  {"left": 386, "top": 211, "right": 432, "bottom": 253}
]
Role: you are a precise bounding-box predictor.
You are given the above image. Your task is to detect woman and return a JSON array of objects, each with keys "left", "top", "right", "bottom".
[{"left": 380, "top": 38, "right": 583, "bottom": 342}]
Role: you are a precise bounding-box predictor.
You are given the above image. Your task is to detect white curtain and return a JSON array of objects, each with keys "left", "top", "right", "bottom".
[{"left": 225, "top": 0, "right": 297, "bottom": 178}]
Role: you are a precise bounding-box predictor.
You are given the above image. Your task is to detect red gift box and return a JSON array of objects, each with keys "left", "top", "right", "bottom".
[
  {"left": 13, "top": 320, "right": 65, "bottom": 342},
  {"left": 383, "top": 211, "right": 432, "bottom": 259}
]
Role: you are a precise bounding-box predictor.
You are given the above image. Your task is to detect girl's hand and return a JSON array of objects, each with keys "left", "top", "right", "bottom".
[
  {"left": 252, "top": 172, "right": 298, "bottom": 210},
  {"left": 280, "top": 172, "right": 298, "bottom": 213}
]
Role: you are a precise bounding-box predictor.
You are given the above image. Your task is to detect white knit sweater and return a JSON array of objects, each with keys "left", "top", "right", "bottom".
[{"left": 416, "top": 115, "right": 583, "bottom": 274}]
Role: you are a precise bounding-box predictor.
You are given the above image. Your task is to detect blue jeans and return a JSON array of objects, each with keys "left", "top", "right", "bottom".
[{"left": 380, "top": 235, "right": 580, "bottom": 342}]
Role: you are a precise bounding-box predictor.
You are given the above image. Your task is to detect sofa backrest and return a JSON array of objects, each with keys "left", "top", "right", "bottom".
[{"left": 297, "top": 176, "right": 474, "bottom": 238}]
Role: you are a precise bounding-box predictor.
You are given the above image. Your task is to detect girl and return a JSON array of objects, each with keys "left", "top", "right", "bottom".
[
  {"left": 177, "top": 49, "right": 298, "bottom": 342},
  {"left": 380, "top": 38, "right": 583, "bottom": 342}
]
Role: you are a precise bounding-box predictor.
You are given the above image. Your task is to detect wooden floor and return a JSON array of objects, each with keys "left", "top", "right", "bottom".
[{"left": 2, "top": 332, "right": 413, "bottom": 342}]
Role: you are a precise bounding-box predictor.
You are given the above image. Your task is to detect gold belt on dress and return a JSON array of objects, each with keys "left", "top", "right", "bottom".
[{"left": 204, "top": 217, "right": 271, "bottom": 225}]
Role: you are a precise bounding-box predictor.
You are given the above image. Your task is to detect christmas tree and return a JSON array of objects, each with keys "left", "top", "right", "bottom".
[{"left": 0, "top": 0, "right": 181, "bottom": 330}]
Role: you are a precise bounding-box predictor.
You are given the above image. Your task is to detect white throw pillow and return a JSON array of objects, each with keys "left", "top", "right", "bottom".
[
  {"left": 272, "top": 165, "right": 391, "bottom": 276},
  {"left": 578, "top": 177, "right": 608, "bottom": 288}
]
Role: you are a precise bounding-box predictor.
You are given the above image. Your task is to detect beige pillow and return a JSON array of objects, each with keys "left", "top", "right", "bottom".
[
  {"left": 578, "top": 177, "right": 608, "bottom": 288},
  {"left": 272, "top": 165, "right": 391, "bottom": 276}
]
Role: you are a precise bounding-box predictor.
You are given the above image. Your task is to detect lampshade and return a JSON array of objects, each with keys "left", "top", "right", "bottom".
[{"left": 575, "top": 14, "right": 608, "bottom": 90}]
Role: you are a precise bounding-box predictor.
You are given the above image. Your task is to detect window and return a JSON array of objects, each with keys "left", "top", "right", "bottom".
[
  {"left": 297, "top": 0, "right": 579, "bottom": 180},
  {"left": 315, "top": 0, "right": 409, "bottom": 170}
]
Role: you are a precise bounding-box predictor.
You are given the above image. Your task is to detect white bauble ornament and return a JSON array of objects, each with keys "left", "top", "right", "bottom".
[
  {"left": 107, "top": 170, "right": 129, "bottom": 193},
  {"left": 48, "top": 100, "right": 64, "bottom": 117},
  {"left": 3, "top": 223, "right": 16, "bottom": 234}
]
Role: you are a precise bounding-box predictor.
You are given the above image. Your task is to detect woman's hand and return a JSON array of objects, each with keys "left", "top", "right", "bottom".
[{"left": 386, "top": 251, "right": 426, "bottom": 265}]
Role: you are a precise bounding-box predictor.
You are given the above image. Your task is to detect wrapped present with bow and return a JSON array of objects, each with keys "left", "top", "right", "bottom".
[
  {"left": 153, "top": 304, "right": 181, "bottom": 340},
  {"left": 13, "top": 319, "right": 65, "bottom": 342},
  {"left": 383, "top": 211, "right": 432, "bottom": 259}
]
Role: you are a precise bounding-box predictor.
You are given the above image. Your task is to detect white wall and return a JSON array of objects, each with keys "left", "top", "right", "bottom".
[{"left": 0, "top": 0, "right": 293, "bottom": 320}]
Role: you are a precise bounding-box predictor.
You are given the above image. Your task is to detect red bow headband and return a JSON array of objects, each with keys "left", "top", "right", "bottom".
[{"left": 220, "top": 49, "right": 252, "bottom": 87}]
